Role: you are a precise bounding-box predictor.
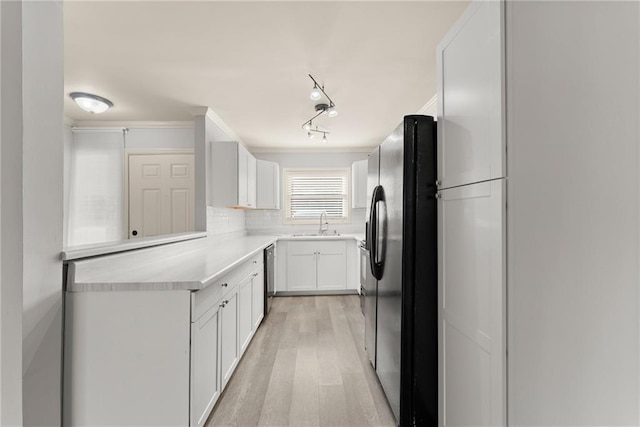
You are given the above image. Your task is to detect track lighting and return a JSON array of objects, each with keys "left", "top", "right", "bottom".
[
  {"left": 306, "top": 126, "right": 329, "bottom": 142},
  {"left": 301, "top": 74, "right": 337, "bottom": 142},
  {"left": 70, "top": 92, "right": 113, "bottom": 114}
]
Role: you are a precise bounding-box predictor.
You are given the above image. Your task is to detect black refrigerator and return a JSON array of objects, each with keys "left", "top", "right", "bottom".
[{"left": 365, "top": 115, "right": 437, "bottom": 427}]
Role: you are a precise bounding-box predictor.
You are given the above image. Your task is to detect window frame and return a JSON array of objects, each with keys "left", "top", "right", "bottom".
[{"left": 282, "top": 167, "right": 352, "bottom": 225}]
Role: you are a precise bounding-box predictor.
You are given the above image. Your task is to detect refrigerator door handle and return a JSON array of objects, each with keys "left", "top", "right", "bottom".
[{"left": 369, "top": 185, "right": 385, "bottom": 280}]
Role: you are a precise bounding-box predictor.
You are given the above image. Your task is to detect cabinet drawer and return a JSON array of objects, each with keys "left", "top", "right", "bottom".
[
  {"left": 192, "top": 275, "right": 229, "bottom": 322},
  {"left": 191, "top": 251, "right": 264, "bottom": 322}
]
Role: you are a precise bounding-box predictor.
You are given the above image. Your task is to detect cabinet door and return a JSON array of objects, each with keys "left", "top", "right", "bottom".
[
  {"left": 352, "top": 160, "right": 368, "bottom": 209},
  {"left": 437, "top": 1, "right": 504, "bottom": 189},
  {"left": 220, "top": 292, "right": 238, "bottom": 389},
  {"left": 238, "top": 276, "right": 253, "bottom": 355},
  {"left": 316, "top": 241, "right": 347, "bottom": 289},
  {"left": 247, "top": 154, "right": 257, "bottom": 208},
  {"left": 190, "top": 306, "right": 220, "bottom": 427},
  {"left": 256, "top": 160, "right": 280, "bottom": 209},
  {"left": 286, "top": 241, "right": 317, "bottom": 290},
  {"left": 438, "top": 180, "right": 505, "bottom": 426},
  {"left": 251, "top": 269, "right": 264, "bottom": 329},
  {"left": 237, "top": 145, "right": 249, "bottom": 207}
]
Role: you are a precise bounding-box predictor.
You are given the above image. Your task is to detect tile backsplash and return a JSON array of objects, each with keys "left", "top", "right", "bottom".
[
  {"left": 245, "top": 208, "right": 367, "bottom": 235},
  {"left": 207, "top": 207, "right": 246, "bottom": 235}
]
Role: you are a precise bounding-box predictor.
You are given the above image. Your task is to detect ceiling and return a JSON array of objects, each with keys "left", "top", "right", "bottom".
[{"left": 64, "top": 1, "right": 469, "bottom": 151}]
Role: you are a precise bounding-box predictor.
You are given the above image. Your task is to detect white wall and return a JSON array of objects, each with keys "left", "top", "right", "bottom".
[
  {"left": 125, "top": 127, "right": 193, "bottom": 150},
  {"left": 63, "top": 124, "right": 73, "bottom": 247},
  {"left": 245, "top": 151, "right": 370, "bottom": 234},
  {"left": 21, "top": 1, "right": 64, "bottom": 425},
  {"left": 0, "top": 1, "right": 24, "bottom": 425}
]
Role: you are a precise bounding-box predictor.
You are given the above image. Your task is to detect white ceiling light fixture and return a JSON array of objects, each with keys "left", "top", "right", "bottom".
[
  {"left": 70, "top": 92, "right": 113, "bottom": 114},
  {"left": 301, "top": 74, "right": 337, "bottom": 142}
]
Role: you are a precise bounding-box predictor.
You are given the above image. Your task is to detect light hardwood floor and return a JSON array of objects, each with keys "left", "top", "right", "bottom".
[{"left": 206, "top": 295, "right": 396, "bottom": 427}]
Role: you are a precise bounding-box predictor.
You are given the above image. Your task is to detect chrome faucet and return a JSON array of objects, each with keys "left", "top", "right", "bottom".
[{"left": 319, "top": 211, "right": 329, "bottom": 235}]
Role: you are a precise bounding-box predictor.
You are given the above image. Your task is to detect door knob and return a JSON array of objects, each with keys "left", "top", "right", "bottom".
[{"left": 132, "top": 230, "right": 138, "bottom": 236}]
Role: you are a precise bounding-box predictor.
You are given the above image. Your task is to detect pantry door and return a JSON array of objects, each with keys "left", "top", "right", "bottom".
[{"left": 128, "top": 151, "right": 195, "bottom": 238}]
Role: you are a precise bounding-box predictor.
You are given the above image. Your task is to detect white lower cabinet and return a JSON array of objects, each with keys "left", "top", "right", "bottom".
[
  {"left": 316, "top": 245, "right": 347, "bottom": 290},
  {"left": 238, "top": 274, "right": 253, "bottom": 354},
  {"left": 252, "top": 268, "right": 264, "bottom": 329},
  {"left": 286, "top": 241, "right": 318, "bottom": 290},
  {"left": 64, "top": 251, "right": 267, "bottom": 427},
  {"left": 190, "top": 304, "right": 220, "bottom": 427},
  {"left": 286, "top": 240, "right": 347, "bottom": 291},
  {"left": 220, "top": 291, "right": 239, "bottom": 389},
  {"left": 190, "top": 254, "right": 265, "bottom": 426}
]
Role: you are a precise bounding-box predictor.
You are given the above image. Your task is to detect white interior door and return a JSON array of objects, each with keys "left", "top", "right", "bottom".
[
  {"left": 128, "top": 152, "right": 195, "bottom": 238},
  {"left": 438, "top": 179, "right": 505, "bottom": 426}
]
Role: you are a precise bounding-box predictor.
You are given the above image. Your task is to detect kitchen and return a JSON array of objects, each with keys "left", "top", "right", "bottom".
[{"left": 2, "top": 1, "right": 640, "bottom": 427}]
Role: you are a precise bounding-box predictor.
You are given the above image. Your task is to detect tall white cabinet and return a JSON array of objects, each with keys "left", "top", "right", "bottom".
[{"left": 437, "top": 1, "right": 639, "bottom": 425}]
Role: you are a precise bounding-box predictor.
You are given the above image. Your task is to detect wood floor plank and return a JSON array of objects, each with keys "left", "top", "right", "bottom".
[
  {"left": 208, "top": 295, "right": 396, "bottom": 427},
  {"left": 318, "top": 384, "right": 349, "bottom": 427}
]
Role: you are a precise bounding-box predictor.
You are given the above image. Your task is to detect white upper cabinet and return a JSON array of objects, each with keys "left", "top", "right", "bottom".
[
  {"left": 210, "top": 141, "right": 256, "bottom": 209},
  {"left": 256, "top": 159, "right": 280, "bottom": 210},
  {"left": 351, "top": 159, "right": 368, "bottom": 209},
  {"left": 437, "top": 0, "right": 505, "bottom": 189}
]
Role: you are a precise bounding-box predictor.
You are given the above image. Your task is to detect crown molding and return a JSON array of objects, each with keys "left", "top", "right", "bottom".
[
  {"left": 191, "top": 106, "right": 241, "bottom": 143},
  {"left": 417, "top": 94, "right": 437, "bottom": 115},
  {"left": 71, "top": 120, "right": 194, "bottom": 129}
]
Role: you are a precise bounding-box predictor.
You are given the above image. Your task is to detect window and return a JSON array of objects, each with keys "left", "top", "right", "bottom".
[{"left": 283, "top": 168, "right": 351, "bottom": 224}]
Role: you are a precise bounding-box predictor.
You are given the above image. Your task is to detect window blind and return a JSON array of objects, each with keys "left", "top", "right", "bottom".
[{"left": 283, "top": 168, "right": 350, "bottom": 223}]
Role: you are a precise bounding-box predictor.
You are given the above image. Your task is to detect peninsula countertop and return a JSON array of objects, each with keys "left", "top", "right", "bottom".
[
  {"left": 67, "top": 233, "right": 363, "bottom": 293},
  {"left": 67, "top": 234, "right": 277, "bottom": 292}
]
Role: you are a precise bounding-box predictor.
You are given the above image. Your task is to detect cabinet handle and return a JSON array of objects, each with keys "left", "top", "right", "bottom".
[
  {"left": 253, "top": 272, "right": 258, "bottom": 277},
  {"left": 220, "top": 301, "right": 226, "bottom": 308},
  {"left": 253, "top": 260, "right": 257, "bottom": 264},
  {"left": 221, "top": 282, "right": 228, "bottom": 287}
]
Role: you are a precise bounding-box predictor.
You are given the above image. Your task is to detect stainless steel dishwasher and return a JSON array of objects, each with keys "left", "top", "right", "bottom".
[{"left": 264, "top": 244, "right": 275, "bottom": 315}]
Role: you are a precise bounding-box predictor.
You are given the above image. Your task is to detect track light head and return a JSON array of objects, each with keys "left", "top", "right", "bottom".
[{"left": 310, "top": 85, "right": 322, "bottom": 101}]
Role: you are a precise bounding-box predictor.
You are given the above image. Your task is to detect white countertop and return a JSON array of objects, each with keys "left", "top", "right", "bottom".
[
  {"left": 62, "top": 232, "right": 209, "bottom": 261},
  {"left": 67, "top": 233, "right": 362, "bottom": 293}
]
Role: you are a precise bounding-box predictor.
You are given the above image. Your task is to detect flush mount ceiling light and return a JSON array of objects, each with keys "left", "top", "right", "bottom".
[
  {"left": 69, "top": 92, "right": 113, "bottom": 114},
  {"left": 302, "top": 74, "right": 337, "bottom": 142}
]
